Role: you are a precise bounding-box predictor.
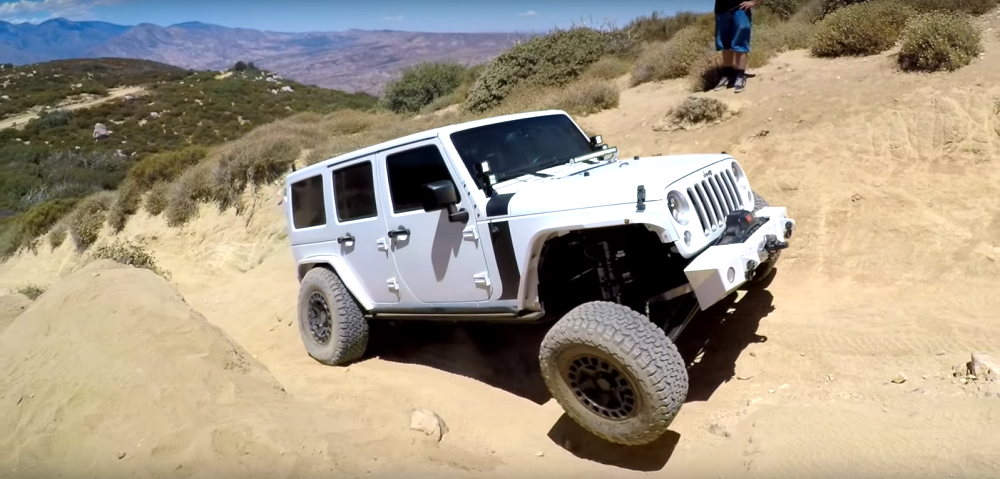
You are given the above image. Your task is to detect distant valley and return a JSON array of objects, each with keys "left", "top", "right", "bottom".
[{"left": 0, "top": 18, "right": 526, "bottom": 94}]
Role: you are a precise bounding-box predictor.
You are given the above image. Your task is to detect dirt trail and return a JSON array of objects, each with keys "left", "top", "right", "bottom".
[
  {"left": 3, "top": 13, "right": 1000, "bottom": 479},
  {"left": 0, "top": 86, "right": 145, "bottom": 130}
]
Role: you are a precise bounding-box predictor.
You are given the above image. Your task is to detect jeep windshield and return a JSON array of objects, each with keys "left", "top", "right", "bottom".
[{"left": 449, "top": 113, "right": 598, "bottom": 186}]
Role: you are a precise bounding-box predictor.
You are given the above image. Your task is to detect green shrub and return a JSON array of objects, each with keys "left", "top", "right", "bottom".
[
  {"left": 464, "top": 27, "right": 611, "bottom": 112},
  {"left": 165, "top": 162, "right": 216, "bottom": 226},
  {"left": 791, "top": 0, "right": 826, "bottom": 22},
  {"left": 763, "top": 0, "right": 812, "bottom": 19},
  {"left": 48, "top": 222, "right": 67, "bottom": 249},
  {"left": 14, "top": 198, "right": 78, "bottom": 247},
  {"left": 810, "top": 1, "right": 916, "bottom": 57},
  {"left": 16, "top": 284, "right": 46, "bottom": 300},
  {"left": 210, "top": 130, "right": 300, "bottom": 212},
  {"left": 91, "top": 239, "right": 169, "bottom": 278},
  {"left": 898, "top": 12, "right": 983, "bottom": 72},
  {"left": 623, "top": 11, "right": 705, "bottom": 43},
  {"left": 688, "top": 52, "right": 726, "bottom": 92},
  {"left": 145, "top": 182, "right": 170, "bottom": 216},
  {"left": 749, "top": 19, "right": 818, "bottom": 67},
  {"left": 583, "top": 56, "right": 633, "bottom": 80},
  {"left": 554, "top": 79, "right": 620, "bottom": 116},
  {"left": 821, "top": 0, "right": 868, "bottom": 16},
  {"left": 380, "top": 62, "right": 467, "bottom": 114},
  {"left": 108, "top": 146, "right": 209, "bottom": 232},
  {"left": 67, "top": 191, "right": 114, "bottom": 251},
  {"left": 670, "top": 96, "right": 731, "bottom": 125},
  {"left": 630, "top": 24, "right": 714, "bottom": 86},
  {"left": 911, "top": 0, "right": 1000, "bottom": 15},
  {"left": 126, "top": 146, "right": 209, "bottom": 189}
]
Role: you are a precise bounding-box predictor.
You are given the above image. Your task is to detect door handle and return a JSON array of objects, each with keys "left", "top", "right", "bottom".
[
  {"left": 337, "top": 234, "right": 355, "bottom": 245},
  {"left": 387, "top": 227, "right": 410, "bottom": 239}
]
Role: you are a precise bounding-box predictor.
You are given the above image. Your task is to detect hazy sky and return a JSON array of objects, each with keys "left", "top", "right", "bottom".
[{"left": 1, "top": 0, "right": 711, "bottom": 32}]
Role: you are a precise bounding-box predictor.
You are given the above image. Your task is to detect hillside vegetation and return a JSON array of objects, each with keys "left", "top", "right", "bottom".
[
  {"left": 0, "top": 58, "right": 377, "bottom": 257},
  {"left": 1, "top": 0, "right": 994, "bottom": 264}
]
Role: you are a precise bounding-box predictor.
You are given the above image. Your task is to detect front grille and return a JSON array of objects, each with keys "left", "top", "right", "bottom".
[{"left": 686, "top": 169, "right": 744, "bottom": 235}]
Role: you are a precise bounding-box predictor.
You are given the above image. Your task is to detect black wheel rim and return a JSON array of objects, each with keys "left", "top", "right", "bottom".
[
  {"left": 307, "top": 291, "right": 333, "bottom": 345},
  {"left": 563, "top": 354, "right": 638, "bottom": 421}
]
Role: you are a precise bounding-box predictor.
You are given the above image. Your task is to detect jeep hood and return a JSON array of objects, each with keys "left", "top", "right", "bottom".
[{"left": 490, "top": 153, "right": 731, "bottom": 217}]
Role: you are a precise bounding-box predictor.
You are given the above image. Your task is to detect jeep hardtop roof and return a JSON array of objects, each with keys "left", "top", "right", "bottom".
[{"left": 286, "top": 109, "right": 576, "bottom": 184}]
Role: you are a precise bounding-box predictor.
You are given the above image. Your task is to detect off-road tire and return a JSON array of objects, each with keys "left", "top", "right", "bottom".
[
  {"left": 538, "top": 301, "right": 688, "bottom": 446},
  {"left": 297, "top": 267, "right": 368, "bottom": 366},
  {"left": 751, "top": 191, "right": 780, "bottom": 283}
]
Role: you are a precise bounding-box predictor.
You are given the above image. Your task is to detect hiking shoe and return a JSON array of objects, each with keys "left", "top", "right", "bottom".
[
  {"left": 734, "top": 76, "right": 747, "bottom": 93},
  {"left": 714, "top": 75, "right": 731, "bottom": 91}
]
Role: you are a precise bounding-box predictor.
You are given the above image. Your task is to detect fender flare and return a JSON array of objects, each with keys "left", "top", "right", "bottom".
[
  {"left": 514, "top": 212, "right": 676, "bottom": 310},
  {"left": 295, "top": 255, "right": 374, "bottom": 311}
]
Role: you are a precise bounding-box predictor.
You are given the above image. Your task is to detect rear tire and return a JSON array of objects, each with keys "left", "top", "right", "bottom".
[
  {"left": 751, "top": 192, "right": 780, "bottom": 283},
  {"left": 538, "top": 301, "right": 688, "bottom": 446},
  {"left": 297, "top": 267, "right": 368, "bottom": 366}
]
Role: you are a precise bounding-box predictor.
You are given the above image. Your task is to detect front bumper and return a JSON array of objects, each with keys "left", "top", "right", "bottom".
[{"left": 683, "top": 206, "right": 795, "bottom": 310}]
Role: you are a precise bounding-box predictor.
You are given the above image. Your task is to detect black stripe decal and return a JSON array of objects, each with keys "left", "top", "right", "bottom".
[
  {"left": 489, "top": 221, "right": 521, "bottom": 301},
  {"left": 485, "top": 193, "right": 515, "bottom": 217}
]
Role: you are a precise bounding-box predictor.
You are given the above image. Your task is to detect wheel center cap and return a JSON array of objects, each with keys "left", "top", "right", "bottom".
[{"left": 597, "top": 378, "right": 612, "bottom": 391}]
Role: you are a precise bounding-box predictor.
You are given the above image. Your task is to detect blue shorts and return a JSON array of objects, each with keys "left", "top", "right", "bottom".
[{"left": 715, "top": 9, "right": 752, "bottom": 53}]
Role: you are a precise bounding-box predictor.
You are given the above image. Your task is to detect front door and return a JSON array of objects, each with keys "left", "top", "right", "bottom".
[
  {"left": 376, "top": 139, "right": 491, "bottom": 304},
  {"left": 328, "top": 156, "right": 399, "bottom": 305}
]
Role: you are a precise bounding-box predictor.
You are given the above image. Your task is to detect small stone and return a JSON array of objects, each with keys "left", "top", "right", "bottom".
[
  {"left": 736, "top": 374, "right": 753, "bottom": 381},
  {"left": 410, "top": 408, "right": 448, "bottom": 442},
  {"left": 118, "top": 452, "right": 126, "bottom": 460},
  {"left": 749, "top": 351, "right": 757, "bottom": 358},
  {"left": 892, "top": 373, "right": 907, "bottom": 384},
  {"left": 768, "top": 389, "right": 776, "bottom": 394},
  {"left": 536, "top": 451, "right": 545, "bottom": 457}
]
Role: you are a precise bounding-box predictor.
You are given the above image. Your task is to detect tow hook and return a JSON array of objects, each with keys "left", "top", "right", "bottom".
[
  {"left": 764, "top": 235, "right": 789, "bottom": 253},
  {"left": 784, "top": 220, "right": 795, "bottom": 239},
  {"left": 745, "top": 260, "right": 757, "bottom": 282}
]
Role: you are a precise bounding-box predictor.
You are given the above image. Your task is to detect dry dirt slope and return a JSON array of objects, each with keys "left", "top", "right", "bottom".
[{"left": 3, "top": 14, "right": 1000, "bottom": 479}]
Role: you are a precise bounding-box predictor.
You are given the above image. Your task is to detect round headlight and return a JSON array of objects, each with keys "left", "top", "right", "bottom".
[
  {"left": 732, "top": 161, "right": 748, "bottom": 190},
  {"left": 666, "top": 190, "right": 689, "bottom": 225}
]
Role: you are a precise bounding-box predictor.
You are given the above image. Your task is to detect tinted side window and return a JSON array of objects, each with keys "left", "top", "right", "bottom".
[
  {"left": 290, "top": 174, "right": 327, "bottom": 229},
  {"left": 386, "top": 144, "right": 453, "bottom": 213},
  {"left": 332, "top": 161, "right": 378, "bottom": 222}
]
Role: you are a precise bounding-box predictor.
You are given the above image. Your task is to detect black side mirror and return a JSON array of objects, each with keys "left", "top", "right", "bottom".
[
  {"left": 590, "top": 134, "right": 604, "bottom": 149},
  {"left": 421, "top": 180, "right": 469, "bottom": 223}
]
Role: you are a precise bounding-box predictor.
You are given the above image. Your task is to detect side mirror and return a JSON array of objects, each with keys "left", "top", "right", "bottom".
[
  {"left": 421, "top": 180, "right": 469, "bottom": 223},
  {"left": 422, "top": 180, "right": 459, "bottom": 211},
  {"left": 590, "top": 135, "right": 604, "bottom": 149}
]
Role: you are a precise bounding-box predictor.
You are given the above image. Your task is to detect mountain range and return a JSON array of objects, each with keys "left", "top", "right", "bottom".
[{"left": 0, "top": 18, "right": 526, "bottom": 94}]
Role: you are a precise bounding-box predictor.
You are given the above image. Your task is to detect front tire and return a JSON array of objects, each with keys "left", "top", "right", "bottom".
[
  {"left": 751, "top": 191, "right": 780, "bottom": 283},
  {"left": 538, "top": 301, "right": 689, "bottom": 446},
  {"left": 297, "top": 267, "right": 368, "bottom": 366}
]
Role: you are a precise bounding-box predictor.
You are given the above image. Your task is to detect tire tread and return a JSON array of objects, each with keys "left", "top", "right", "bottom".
[{"left": 538, "top": 301, "right": 688, "bottom": 446}]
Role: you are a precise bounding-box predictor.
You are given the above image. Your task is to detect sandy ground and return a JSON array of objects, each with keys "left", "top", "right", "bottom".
[
  {"left": 0, "top": 86, "right": 145, "bottom": 130},
  {"left": 3, "top": 13, "right": 1000, "bottom": 479}
]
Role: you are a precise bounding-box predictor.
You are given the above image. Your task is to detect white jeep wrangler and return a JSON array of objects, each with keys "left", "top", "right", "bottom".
[{"left": 283, "top": 110, "right": 795, "bottom": 446}]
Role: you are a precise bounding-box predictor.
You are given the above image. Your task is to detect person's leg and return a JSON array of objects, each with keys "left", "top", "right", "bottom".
[
  {"left": 714, "top": 12, "right": 737, "bottom": 91},
  {"left": 731, "top": 9, "right": 753, "bottom": 93}
]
